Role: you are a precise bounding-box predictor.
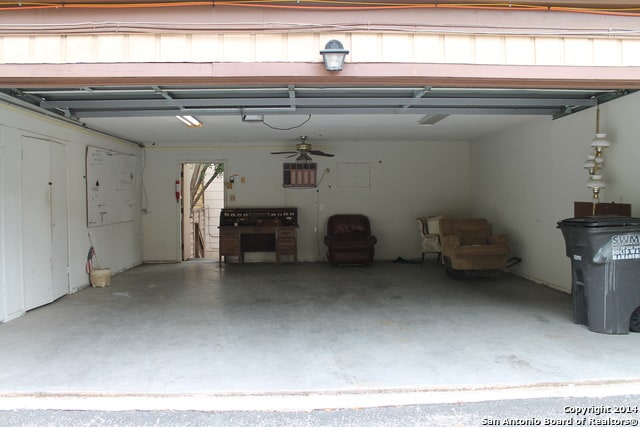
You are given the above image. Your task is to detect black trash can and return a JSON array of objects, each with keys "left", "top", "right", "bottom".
[{"left": 557, "top": 215, "right": 640, "bottom": 334}]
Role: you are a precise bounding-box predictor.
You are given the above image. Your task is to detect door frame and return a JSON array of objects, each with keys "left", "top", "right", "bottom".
[{"left": 177, "top": 159, "right": 226, "bottom": 262}]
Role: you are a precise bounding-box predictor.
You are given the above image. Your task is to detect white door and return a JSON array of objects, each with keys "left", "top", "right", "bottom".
[{"left": 21, "top": 137, "right": 68, "bottom": 310}]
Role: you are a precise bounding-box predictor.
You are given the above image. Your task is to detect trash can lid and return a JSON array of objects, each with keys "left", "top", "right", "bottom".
[{"left": 557, "top": 215, "right": 640, "bottom": 228}]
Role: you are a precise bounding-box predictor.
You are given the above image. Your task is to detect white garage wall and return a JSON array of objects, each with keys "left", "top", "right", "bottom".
[
  {"left": 470, "top": 91, "right": 640, "bottom": 293},
  {"left": 142, "top": 139, "right": 471, "bottom": 262},
  {"left": 0, "top": 103, "right": 142, "bottom": 322}
]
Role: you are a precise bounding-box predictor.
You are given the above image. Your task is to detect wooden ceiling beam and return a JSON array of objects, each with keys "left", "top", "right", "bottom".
[{"left": 1, "top": 62, "right": 639, "bottom": 89}]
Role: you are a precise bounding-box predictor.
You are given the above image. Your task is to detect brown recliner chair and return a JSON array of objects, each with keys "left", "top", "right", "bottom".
[
  {"left": 439, "top": 218, "right": 509, "bottom": 278},
  {"left": 324, "top": 214, "right": 377, "bottom": 265}
]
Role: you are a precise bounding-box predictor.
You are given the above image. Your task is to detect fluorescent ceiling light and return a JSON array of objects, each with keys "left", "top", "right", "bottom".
[
  {"left": 176, "top": 115, "right": 202, "bottom": 127},
  {"left": 242, "top": 114, "right": 264, "bottom": 122},
  {"left": 418, "top": 114, "right": 449, "bottom": 126}
]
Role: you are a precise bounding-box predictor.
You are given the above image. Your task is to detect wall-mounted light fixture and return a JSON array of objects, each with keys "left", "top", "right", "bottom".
[
  {"left": 583, "top": 104, "right": 610, "bottom": 200},
  {"left": 175, "top": 115, "right": 202, "bottom": 128},
  {"left": 320, "top": 39, "right": 349, "bottom": 71}
]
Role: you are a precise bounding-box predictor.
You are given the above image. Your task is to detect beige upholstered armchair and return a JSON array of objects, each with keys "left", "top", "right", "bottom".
[
  {"left": 416, "top": 216, "right": 443, "bottom": 264},
  {"left": 439, "top": 218, "right": 509, "bottom": 278}
]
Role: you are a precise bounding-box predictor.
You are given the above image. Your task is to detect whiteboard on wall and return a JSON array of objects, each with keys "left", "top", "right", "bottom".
[{"left": 86, "top": 146, "right": 138, "bottom": 227}]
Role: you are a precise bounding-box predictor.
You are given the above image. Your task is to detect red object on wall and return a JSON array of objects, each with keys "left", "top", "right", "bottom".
[{"left": 175, "top": 180, "right": 181, "bottom": 203}]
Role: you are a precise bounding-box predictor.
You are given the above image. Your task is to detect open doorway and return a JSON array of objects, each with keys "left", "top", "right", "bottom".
[{"left": 181, "top": 162, "right": 225, "bottom": 261}]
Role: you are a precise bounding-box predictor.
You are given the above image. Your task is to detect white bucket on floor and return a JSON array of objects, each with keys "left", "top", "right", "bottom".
[{"left": 90, "top": 268, "right": 112, "bottom": 288}]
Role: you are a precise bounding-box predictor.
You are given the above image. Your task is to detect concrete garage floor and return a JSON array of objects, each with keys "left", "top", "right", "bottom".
[{"left": 1, "top": 261, "right": 640, "bottom": 411}]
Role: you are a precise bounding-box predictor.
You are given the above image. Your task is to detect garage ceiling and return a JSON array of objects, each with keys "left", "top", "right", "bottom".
[{"left": 0, "top": 84, "right": 632, "bottom": 147}]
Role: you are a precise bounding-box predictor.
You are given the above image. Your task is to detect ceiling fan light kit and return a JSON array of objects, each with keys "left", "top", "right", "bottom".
[{"left": 270, "top": 136, "right": 335, "bottom": 163}]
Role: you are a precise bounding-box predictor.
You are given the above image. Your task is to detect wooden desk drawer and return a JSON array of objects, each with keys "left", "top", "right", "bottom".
[
  {"left": 277, "top": 238, "right": 296, "bottom": 252},
  {"left": 220, "top": 240, "right": 240, "bottom": 253},
  {"left": 277, "top": 228, "right": 296, "bottom": 238},
  {"left": 220, "top": 228, "right": 239, "bottom": 238},
  {"left": 219, "top": 227, "right": 240, "bottom": 257},
  {"left": 220, "top": 238, "right": 239, "bottom": 248},
  {"left": 242, "top": 226, "right": 276, "bottom": 234}
]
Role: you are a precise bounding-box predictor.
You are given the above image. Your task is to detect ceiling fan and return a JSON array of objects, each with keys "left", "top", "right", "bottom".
[{"left": 271, "top": 136, "right": 335, "bottom": 162}]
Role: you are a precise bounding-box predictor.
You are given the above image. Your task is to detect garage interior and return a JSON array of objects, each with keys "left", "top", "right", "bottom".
[{"left": 2, "top": 0, "right": 640, "bottom": 411}]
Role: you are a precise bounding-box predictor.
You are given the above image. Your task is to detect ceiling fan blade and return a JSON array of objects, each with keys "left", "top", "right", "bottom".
[
  {"left": 270, "top": 151, "right": 298, "bottom": 155},
  {"left": 286, "top": 153, "right": 299, "bottom": 158},
  {"left": 309, "top": 150, "right": 335, "bottom": 157}
]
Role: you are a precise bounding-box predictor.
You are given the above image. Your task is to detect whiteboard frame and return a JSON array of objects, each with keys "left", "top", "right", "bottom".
[{"left": 86, "top": 146, "right": 138, "bottom": 228}]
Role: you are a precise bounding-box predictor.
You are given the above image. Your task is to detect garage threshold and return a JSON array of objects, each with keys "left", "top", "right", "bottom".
[
  {"left": 0, "top": 262, "right": 639, "bottom": 411},
  {"left": 1, "top": 380, "right": 640, "bottom": 412}
]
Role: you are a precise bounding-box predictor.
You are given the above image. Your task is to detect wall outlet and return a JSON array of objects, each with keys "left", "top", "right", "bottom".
[
  {"left": 314, "top": 226, "right": 318, "bottom": 233},
  {"left": 229, "top": 194, "right": 236, "bottom": 202},
  {"left": 319, "top": 204, "right": 325, "bottom": 211}
]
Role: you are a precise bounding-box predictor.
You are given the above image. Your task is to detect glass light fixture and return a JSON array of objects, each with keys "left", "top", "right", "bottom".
[
  {"left": 587, "top": 175, "right": 606, "bottom": 187},
  {"left": 320, "top": 39, "right": 349, "bottom": 71},
  {"left": 591, "top": 133, "right": 610, "bottom": 148},
  {"left": 583, "top": 156, "right": 597, "bottom": 174},
  {"left": 583, "top": 104, "right": 611, "bottom": 200},
  {"left": 586, "top": 175, "right": 606, "bottom": 200}
]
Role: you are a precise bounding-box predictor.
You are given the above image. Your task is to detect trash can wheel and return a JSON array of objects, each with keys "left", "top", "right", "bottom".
[{"left": 631, "top": 306, "right": 640, "bottom": 333}]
